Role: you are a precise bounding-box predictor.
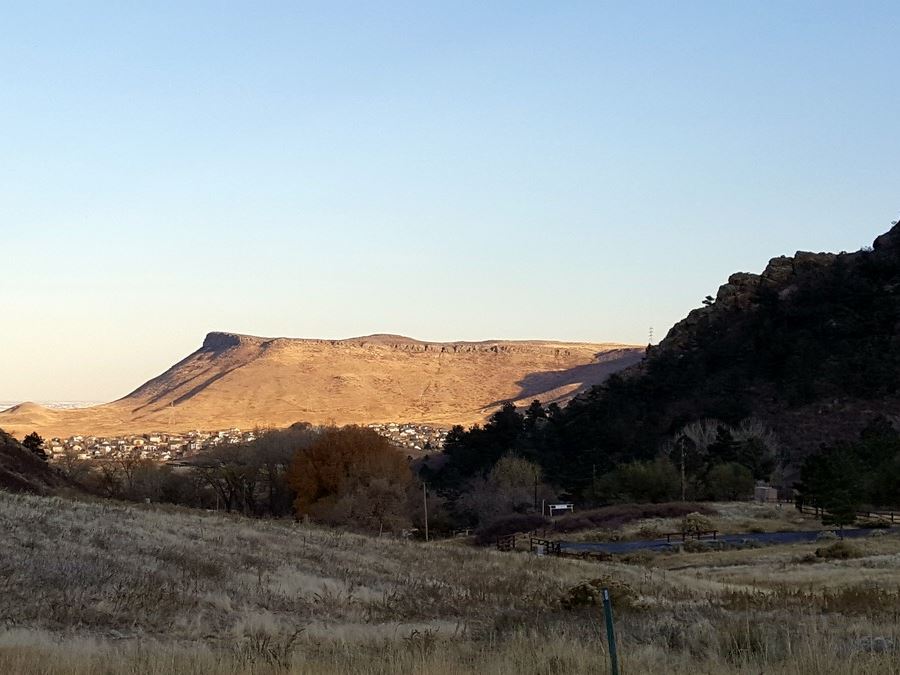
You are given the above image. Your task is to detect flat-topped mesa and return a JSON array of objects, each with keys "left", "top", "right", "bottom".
[
  {"left": 202, "top": 331, "right": 628, "bottom": 357},
  {"left": 0, "top": 329, "right": 643, "bottom": 437}
]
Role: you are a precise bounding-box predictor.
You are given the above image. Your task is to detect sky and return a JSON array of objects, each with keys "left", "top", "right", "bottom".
[{"left": 1, "top": 1, "right": 899, "bottom": 402}]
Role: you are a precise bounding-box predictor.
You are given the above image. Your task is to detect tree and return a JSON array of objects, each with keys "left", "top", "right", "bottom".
[
  {"left": 56, "top": 447, "right": 91, "bottom": 483},
  {"left": 22, "top": 432, "right": 47, "bottom": 461},
  {"left": 287, "top": 426, "right": 413, "bottom": 532},
  {"left": 798, "top": 445, "right": 864, "bottom": 537},
  {"left": 191, "top": 445, "right": 261, "bottom": 515},
  {"left": 821, "top": 489, "right": 859, "bottom": 539},
  {"left": 704, "top": 462, "right": 754, "bottom": 501},
  {"left": 595, "top": 456, "right": 680, "bottom": 503},
  {"left": 456, "top": 454, "right": 552, "bottom": 524}
]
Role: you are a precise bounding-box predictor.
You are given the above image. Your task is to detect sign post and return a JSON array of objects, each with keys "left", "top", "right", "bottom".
[
  {"left": 423, "top": 482, "right": 429, "bottom": 542},
  {"left": 602, "top": 588, "right": 619, "bottom": 675}
]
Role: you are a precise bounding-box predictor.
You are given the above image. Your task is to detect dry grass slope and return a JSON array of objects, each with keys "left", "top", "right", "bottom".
[
  {"left": 0, "top": 333, "right": 644, "bottom": 437},
  {"left": 1, "top": 491, "right": 900, "bottom": 673}
]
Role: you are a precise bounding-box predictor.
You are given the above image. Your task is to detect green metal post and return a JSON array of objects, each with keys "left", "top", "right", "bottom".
[{"left": 602, "top": 588, "right": 620, "bottom": 675}]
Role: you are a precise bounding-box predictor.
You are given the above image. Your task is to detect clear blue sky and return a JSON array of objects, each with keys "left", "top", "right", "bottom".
[{"left": 2, "top": 1, "right": 899, "bottom": 401}]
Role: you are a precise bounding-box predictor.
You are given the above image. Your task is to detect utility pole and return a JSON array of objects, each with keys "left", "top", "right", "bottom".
[
  {"left": 423, "top": 482, "right": 429, "bottom": 542},
  {"left": 680, "top": 440, "right": 686, "bottom": 502}
]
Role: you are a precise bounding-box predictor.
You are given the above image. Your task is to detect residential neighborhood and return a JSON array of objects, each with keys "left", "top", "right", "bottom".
[
  {"left": 46, "top": 428, "right": 256, "bottom": 463},
  {"left": 366, "top": 422, "right": 449, "bottom": 453},
  {"left": 44, "top": 422, "right": 449, "bottom": 464}
]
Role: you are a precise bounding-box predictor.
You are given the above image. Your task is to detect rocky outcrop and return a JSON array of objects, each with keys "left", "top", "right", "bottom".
[
  {"left": 205, "top": 331, "right": 606, "bottom": 358},
  {"left": 656, "top": 247, "right": 847, "bottom": 356},
  {"left": 873, "top": 221, "right": 900, "bottom": 252},
  {"left": 202, "top": 332, "right": 262, "bottom": 350}
]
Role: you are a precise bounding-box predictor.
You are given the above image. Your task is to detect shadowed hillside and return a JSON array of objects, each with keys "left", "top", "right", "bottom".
[
  {"left": 0, "top": 334, "right": 642, "bottom": 437},
  {"left": 434, "top": 220, "right": 900, "bottom": 497},
  {"left": 0, "top": 430, "right": 69, "bottom": 493}
]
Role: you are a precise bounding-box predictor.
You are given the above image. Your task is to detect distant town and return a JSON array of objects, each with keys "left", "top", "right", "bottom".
[
  {"left": 44, "top": 422, "right": 449, "bottom": 463},
  {"left": 365, "top": 422, "right": 449, "bottom": 453}
]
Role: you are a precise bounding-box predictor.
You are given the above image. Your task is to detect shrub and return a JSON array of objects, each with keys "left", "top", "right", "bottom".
[
  {"left": 682, "top": 539, "right": 711, "bottom": 553},
  {"left": 636, "top": 523, "right": 665, "bottom": 539},
  {"left": 596, "top": 456, "right": 681, "bottom": 503},
  {"left": 561, "top": 577, "right": 637, "bottom": 611},
  {"left": 617, "top": 550, "right": 656, "bottom": 565},
  {"left": 551, "top": 502, "right": 713, "bottom": 534},
  {"left": 822, "top": 584, "right": 900, "bottom": 615},
  {"left": 681, "top": 512, "right": 715, "bottom": 533},
  {"left": 815, "top": 540, "right": 864, "bottom": 559},
  {"left": 704, "top": 462, "right": 754, "bottom": 501},
  {"left": 287, "top": 426, "right": 413, "bottom": 532},
  {"left": 858, "top": 518, "right": 891, "bottom": 529}
]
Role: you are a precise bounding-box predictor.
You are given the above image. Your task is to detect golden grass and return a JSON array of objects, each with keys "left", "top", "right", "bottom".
[{"left": 1, "top": 490, "right": 899, "bottom": 674}]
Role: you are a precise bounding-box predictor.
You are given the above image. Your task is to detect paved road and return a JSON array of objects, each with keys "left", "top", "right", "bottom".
[{"left": 561, "top": 526, "right": 900, "bottom": 554}]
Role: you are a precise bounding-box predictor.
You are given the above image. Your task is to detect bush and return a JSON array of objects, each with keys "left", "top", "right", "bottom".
[
  {"left": 551, "top": 502, "right": 713, "bottom": 534},
  {"left": 815, "top": 540, "right": 864, "bottom": 559},
  {"left": 704, "top": 462, "right": 754, "bottom": 500},
  {"left": 561, "top": 577, "right": 637, "bottom": 611},
  {"left": 822, "top": 584, "right": 900, "bottom": 615},
  {"left": 636, "top": 523, "right": 665, "bottom": 539},
  {"left": 682, "top": 539, "right": 711, "bottom": 553},
  {"left": 858, "top": 519, "right": 891, "bottom": 529},
  {"left": 287, "top": 426, "right": 413, "bottom": 532},
  {"left": 617, "top": 550, "right": 656, "bottom": 565},
  {"left": 596, "top": 456, "right": 680, "bottom": 503},
  {"left": 681, "top": 512, "right": 715, "bottom": 533},
  {"left": 474, "top": 513, "right": 549, "bottom": 545}
]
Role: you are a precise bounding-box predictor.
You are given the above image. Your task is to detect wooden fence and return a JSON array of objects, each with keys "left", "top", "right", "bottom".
[
  {"left": 529, "top": 536, "right": 561, "bottom": 556},
  {"left": 662, "top": 529, "right": 718, "bottom": 543},
  {"left": 796, "top": 503, "right": 898, "bottom": 523}
]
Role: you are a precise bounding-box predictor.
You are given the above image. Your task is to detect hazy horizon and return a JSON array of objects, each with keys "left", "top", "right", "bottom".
[{"left": 3, "top": 2, "right": 899, "bottom": 401}]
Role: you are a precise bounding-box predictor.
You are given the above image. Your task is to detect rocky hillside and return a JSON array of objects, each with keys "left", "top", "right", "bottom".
[
  {"left": 0, "top": 334, "right": 642, "bottom": 437},
  {"left": 547, "top": 220, "right": 900, "bottom": 485}
]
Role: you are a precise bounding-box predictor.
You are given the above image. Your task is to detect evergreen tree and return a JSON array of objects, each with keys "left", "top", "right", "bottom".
[{"left": 22, "top": 432, "right": 47, "bottom": 461}]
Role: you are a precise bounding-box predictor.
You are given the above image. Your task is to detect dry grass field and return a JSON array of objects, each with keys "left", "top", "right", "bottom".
[{"left": 1, "top": 491, "right": 899, "bottom": 674}]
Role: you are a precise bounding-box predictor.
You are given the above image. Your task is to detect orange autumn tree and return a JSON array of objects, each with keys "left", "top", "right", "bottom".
[{"left": 286, "top": 426, "right": 413, "bottom": 532}]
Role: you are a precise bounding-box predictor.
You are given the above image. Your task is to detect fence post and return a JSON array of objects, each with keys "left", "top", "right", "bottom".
[{"left": 602, "top": 588, "right": 620, "bottom": 675}]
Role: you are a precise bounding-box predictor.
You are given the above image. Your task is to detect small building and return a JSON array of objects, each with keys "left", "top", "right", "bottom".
[
  {"left": 754, "top": 484, "right": 779, "bottom": 503},
  {"left": 546, "top": 502, "right": 575, "bottom": 517}
]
